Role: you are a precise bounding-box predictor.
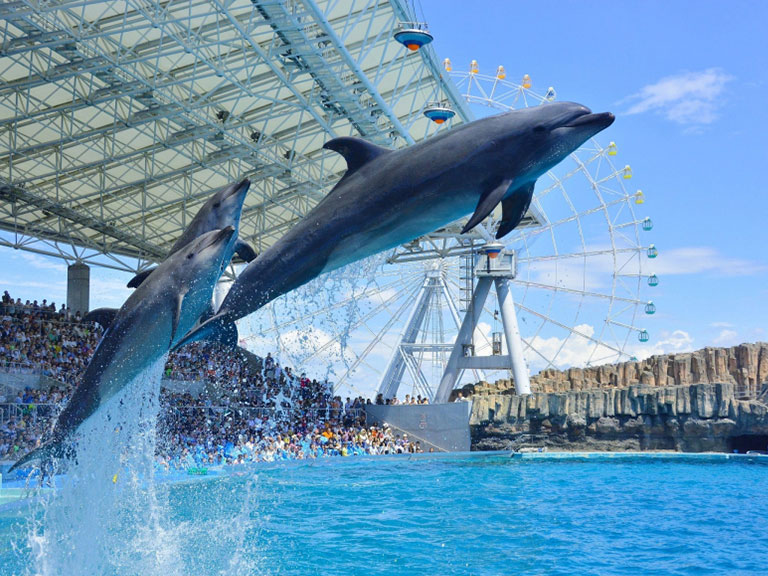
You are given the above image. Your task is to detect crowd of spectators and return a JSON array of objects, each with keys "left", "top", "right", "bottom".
[{"left": 0, "top": 290, "right": 426, "bottom": 468}]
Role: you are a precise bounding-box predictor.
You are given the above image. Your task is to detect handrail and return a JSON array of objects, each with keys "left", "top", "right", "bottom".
[{"left": 0, "top": 402, "right": 364, "bottom": 424}]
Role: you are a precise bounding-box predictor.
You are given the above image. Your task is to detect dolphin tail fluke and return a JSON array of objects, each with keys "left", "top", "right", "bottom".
[
  {"left": 127, "top": 267, "right": 156, "bottom": 288},
  {"left": 234, "top": 239, "right": 258, "bottom": 263},
  {"left": 174, "top": 313, "right": 239, "bottom": 350}
]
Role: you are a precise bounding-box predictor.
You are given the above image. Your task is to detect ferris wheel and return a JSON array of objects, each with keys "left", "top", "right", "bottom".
[{"left": 239, "top": 67, "right": 657, "bottom": 400}]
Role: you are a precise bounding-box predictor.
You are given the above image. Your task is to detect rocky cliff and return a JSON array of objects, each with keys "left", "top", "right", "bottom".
[
  {"left": 462, "top": 342, "right": 768, "bottom": 397},
  {"left": 471, "top": 382, "right": 768, "bottom": 452},
  {"left": 466, "top": 343, "right": 768, "bottom": 452}
]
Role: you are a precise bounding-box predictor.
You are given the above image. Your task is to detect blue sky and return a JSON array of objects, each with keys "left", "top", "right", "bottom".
[
  {"left": 1, "top": 1, "right": 766, "bottom": 383},
  {"left": 428, "top": 0, "right": 768, "bottom": 353}
]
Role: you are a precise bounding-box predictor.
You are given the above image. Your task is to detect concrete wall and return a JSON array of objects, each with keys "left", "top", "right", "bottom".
[{"left": 67, "top": 263, "right": 90, "bottom": 315}]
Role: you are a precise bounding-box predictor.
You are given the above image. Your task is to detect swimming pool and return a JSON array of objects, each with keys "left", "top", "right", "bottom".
[{"left": 2, "top": 452, "right": 767, "bottom": 575}]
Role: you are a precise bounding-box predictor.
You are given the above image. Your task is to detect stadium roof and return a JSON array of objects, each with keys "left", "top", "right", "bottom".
[{"left": 0, "top": 0, "right": 471, "bottom": 273}]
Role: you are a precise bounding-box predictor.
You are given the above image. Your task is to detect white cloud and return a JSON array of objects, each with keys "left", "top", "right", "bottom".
[
  {"left": 90, "top": 277, "right": 133, "bottom": 308},
  {"left": 17, "top": 252, "right": 67, "bottom": 272},
  {"left": 517, "top": 324, "right": 697, "bottom": 375},
  {"left": 713, "top": 329, "right": 739, "bottom": 346},
  {"left": 628, "top": 329, "right": 695, "bottom": 361},
  {"left": 650, "top": 247, "right": 766, "bottom": 277},
  {"left": 623, "top": 68, "right": 732, "bottom": 126}
]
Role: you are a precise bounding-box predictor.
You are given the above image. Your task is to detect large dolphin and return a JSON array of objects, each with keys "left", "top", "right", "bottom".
[
  {"left": 126, "top": 178, "right": 256, "bottom": 288},
  {"left": 177, "top": 102, "right": 614, "bottom": 347},
  {"left": 10, "top": 226, "right": 236, "bottom": 472}
]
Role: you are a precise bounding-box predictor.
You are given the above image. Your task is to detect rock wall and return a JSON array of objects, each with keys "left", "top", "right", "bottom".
[
  {"left": 462, "top": 342, "right": 768, "bottom": 398},
  {"left": 470, "top": 382, "right": 768, "bottom": 452}
]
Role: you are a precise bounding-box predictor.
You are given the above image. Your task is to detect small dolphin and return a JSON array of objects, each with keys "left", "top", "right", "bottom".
[
  {"left": 85, "top": 179, "right": 255, "bottom": 330},
  {"left": 126, "top": 178, "right": 256, "bottom": 289},
  {"left": 10, "top": 226, "right": 236, "bottom": 472},
  {"left": 177, "top": 102, "right": 614, "bottom": 347}
]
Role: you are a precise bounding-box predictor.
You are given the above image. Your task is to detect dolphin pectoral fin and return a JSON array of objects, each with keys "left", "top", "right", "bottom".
[
  {"left": 234, "top": 239, "right": 258, "bottom": 263},
  {"left": 461, "top": 179, "right": 514, "bottom": 234},
  {"left": 170, "top": 289, "right": 189, "bottom": 347},
  {"left": 127, "top": 267, "right": 156, "bottom": 289},
  {"left": 496, "top": 182, "right": 536, "bottom": 239},
  {"left": 323, "top": 137, "right": 390, "bottom": 175},
  {"left": 83, "top": 307, "right": 119, "bottom": 329}
]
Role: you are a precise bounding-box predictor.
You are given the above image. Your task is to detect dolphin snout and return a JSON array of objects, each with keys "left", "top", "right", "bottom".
[
  {"left": 563, "top": 111, "right": 614, "bottom": 129},
  {"left": 202, "top": 226, "right": 236, "bottom": 250},
  {"left": 217, "top": 225, "right": 236, "bottom": 240},
  {"left": 225, "top": 178, "right": 251, "bottom": 199}
]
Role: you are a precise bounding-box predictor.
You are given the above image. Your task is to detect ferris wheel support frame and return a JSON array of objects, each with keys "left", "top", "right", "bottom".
[
  {"left": 377, "top": 266, "right": 485, "bottom": 402},
  {"left": 433, "top": 246, "right": 532, "bottom": 403}
]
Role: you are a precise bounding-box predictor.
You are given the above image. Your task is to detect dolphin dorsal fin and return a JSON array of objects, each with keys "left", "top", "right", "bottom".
[
  {"left": 127, "top": 267, "right": 156, "bottom": 289},
  {"left": 83, "top": 307, "right": 119, "bottom": 330},
  {"left": 323, "top": 137, "right": 390, "bottom": 175}
]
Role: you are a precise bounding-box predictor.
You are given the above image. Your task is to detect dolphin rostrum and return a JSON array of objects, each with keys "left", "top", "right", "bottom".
[
  {"left": 10, "top": 226, "right": 236, "bottom": 472},
  {"left": 176, "top": 102, "right": 614, "bottom": 347},
  {"left": 126, "top": 178, "right": 256, "bottom": 288}
]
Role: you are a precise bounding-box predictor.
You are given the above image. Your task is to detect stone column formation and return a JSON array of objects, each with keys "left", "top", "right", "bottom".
[{"left": 465, "top": 343, "right": 768, "bottom": 399}]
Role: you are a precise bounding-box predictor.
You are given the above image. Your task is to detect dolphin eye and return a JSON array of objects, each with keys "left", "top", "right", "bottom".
[
  {"left": 213, "top": 202, "right": 221, "bottom": 208},
  {"left": 187, "top": 253, "right": 194, "bottom": 260},
  {"left": 533, "top": 124, "right": 546, "bottom": 133}
]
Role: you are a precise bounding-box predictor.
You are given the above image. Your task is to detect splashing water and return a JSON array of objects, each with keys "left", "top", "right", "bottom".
[
  {"left": 18, "top": 356, "right": 260, "bottom": 576},
  {"left": 242, "top": 253, "right": 388, "bottom": 393}
]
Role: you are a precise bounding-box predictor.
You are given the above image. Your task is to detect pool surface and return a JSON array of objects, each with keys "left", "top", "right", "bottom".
[{"left": 2, "top": 452, "right": 767, "bottom": 575}]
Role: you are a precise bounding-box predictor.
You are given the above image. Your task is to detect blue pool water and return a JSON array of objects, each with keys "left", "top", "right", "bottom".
[{"left": 2, "top": 452, "right": 767, "bottom": 575}]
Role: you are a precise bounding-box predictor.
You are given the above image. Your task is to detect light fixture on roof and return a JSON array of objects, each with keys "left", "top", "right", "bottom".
[
  {"left": 394, "top": 22, "right": 433, "bottom": 51},
  {"left": 423, "top": 101, "right": 455, "bottom": 124},
  {"left": 216, "top": 110, "right": 230, "bottom": 123}
]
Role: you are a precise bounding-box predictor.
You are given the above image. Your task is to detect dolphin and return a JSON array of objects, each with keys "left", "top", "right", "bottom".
[
  {"left": 176, "top": 102, "right": 614, "bottom": 347},
  {"left": 84, "top": 179, "right": 255, "bottom": 329},
  {"left": 9, "top": 226, "right": 236, "bottom": 472},
  {"left": 126, "top": 178, "right": 256, "bottom": 289}
]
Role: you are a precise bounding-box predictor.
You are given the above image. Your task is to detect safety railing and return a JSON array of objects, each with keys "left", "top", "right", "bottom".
[
  {"left": 0, "top": 401, "right": 365, "bottom": 428},
  {"left": 0, "top": 402, "right": 59, "bottom": 426}
]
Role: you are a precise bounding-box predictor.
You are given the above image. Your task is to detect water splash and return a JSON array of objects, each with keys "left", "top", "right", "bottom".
[
  {"left": 242, "top": 253, "right": 388, "bottom": 393},
  {"left": 24, "top": 356, "right": 184, "bottom": 575}
]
